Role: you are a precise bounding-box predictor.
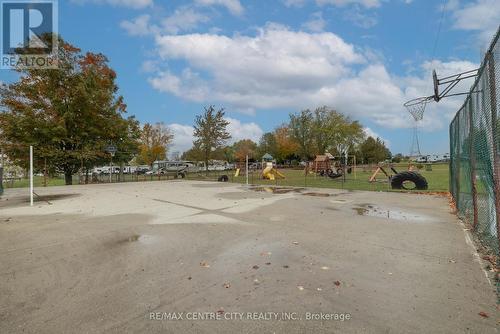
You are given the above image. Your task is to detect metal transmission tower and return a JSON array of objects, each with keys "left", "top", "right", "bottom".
[{"left": 409, "top": 125, "right": 421, "bottom": 157}]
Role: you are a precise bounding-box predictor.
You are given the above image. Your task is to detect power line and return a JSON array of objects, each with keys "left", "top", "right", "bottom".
[{"left": 430, "top": 0, "right": 449, "bottom": 61}]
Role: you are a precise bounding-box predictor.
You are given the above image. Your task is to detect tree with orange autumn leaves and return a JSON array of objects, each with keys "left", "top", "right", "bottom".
[
  {"left": 0, "top": 35, "right": 140, "bottom": 184},
  {"left": 137, "top": 122, "right": 174, "bottom": 166}
]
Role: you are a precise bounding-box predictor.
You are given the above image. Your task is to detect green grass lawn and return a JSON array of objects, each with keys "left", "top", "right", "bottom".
[
  {"left": 188, "top": 163, "right": 450, "bottom": 193},
  {"left": 3, "top": 163, "right": 450, "bottom": 193}
]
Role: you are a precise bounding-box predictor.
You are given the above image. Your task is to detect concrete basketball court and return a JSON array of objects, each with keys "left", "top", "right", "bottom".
[{"left": 0, "top": 180, "right": 497, "bottom": 333}]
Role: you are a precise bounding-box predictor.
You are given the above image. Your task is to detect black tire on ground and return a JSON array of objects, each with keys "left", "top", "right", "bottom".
[
  {"left": 391, "top": 171, "right": 428, "bottom": 190},
  {"left": 178, "top": 172, "right": 186, "bottom": 179},
  {"left": 336, "top": 168, "right": 343, "bottom": 175},
  {"left": 347, "top": 167, "right": 352, "bottom": 174},
  {"left": 218, "top": 175, "right": 229, "bottom": 182}
]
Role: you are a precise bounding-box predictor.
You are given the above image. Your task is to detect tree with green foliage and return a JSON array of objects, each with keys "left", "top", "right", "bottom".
[
  {"left": 257, "top": 132, "right": 278, "bottom": 159},
  {"left": 289, "top": 106, "right": 364, "bottom": 158},
  {"left": 359, "top": 137, "right": 392, "bottom": 164},
  {"left": 0, "top": 36, "right": 140, "bottom": 185},
  {"left": 392, "top": 153, "right": 404, "bottom": 163},
  {"left": 192, "top": 106, "right": 231, "bottom": 172},
  {"left": 289, "top": 109, "right": 314, "bottom": 160},
  {"left": 314, "top": 107, "right": 364, "bottom": 156}
]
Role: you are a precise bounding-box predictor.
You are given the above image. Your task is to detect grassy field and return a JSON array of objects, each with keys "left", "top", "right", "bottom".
[
  {"left": 2, "top": 163, "right": 450, "bottom": 193},
  {"left": 187, "top": 163, "right": 450, "bottom": 193}
]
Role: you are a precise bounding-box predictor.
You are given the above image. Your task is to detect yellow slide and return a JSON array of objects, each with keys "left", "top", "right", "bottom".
[{"left": 262, "top": 163, "right": 285, "bottom": 180}]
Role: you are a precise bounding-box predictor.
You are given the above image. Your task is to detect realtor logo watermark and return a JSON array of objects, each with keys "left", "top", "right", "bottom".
[{"left": 1, "top": 0, "right": 58, "bottom": 69}]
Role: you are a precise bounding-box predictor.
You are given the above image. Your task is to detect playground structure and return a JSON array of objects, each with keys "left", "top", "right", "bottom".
[
  {"left": 262, "top": 162, "right": 285, "bottom": 180},
  {"left": 369, "top": 163, "right": 428, "bottom": 190},
  {"left": 310, "top": 154, "right": 356, "bottom": 180}
]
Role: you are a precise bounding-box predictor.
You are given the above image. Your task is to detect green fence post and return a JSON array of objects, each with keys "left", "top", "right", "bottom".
[
  {"left": 455, "top": 113, "right": 461, "bottom": 210},
  {"left": 468, "top": 100, "right": 479, "bottom": 230},
  {"left": 487, "top": 50, "right": 500, "bottom": 246}
]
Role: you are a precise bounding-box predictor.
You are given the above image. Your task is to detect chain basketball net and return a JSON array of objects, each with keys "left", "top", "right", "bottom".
[{"left": 404, "top": 96, "right": 432, "bottom": 121}]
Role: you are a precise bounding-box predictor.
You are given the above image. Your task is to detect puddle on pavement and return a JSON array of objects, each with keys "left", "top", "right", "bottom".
[
  {"left": 249, "top": 187, "right": 332, "bottom": 197},
  {"left": 352, "top": 204, "right": 434, "bottom": 222},
  {"left": 249, "top": 187, "right": 304, "bottom": 194},
  {"left": 191, "top": 183, "right": 232, "bottom": 188},
  {"left": 330, "top": 199, "right": 349, "bottom": 204},
  {"left": 302, "top": 192, "right": 330, "bottom": 197}
]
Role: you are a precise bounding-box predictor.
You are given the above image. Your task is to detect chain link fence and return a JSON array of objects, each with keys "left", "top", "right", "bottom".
[{"left": 449, "top": 27, "right": 500, "bottom": 255}]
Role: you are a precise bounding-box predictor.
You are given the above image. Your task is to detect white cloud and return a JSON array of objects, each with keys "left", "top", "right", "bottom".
[
  {"left": 71, "top": 0, "right": 152, "bottom": 9},
  {"left": 141, "top": 60, "right": 160, "bottom": 73},
  {"left": 162, "top": 7, "right": 210, "bottom": 34},
  {"left": 120, "top": 15, "right": 155, "bottom": 36},
  {"left": 316, "top": 0, "right": 382, "bottom": 8},
  {"left": 283, "top": 0, "right": 382, "bottom": 8},
  {"left": 283, "top": 0, "right": 308, "bottom": 7},
  {"left": 121, "top": 7, "right": 209, "bottom": 36},
  {"left": 226, "top": 117, "right": 264, "bottom": 143},
  {"left": 149, "top": 24, "right": 478, "bottom": 131},
  {"left": 302, "top": 12, "right": 327, "bottom": 32},
  {"left": 194, "top": 0, "right": 244, "bottom": 16},
  {"left": 168, "top": 118, "right": 263, "bottom": 153},
  {"left": 169, "top": 124, "right": 195, "bottom": 153},
  {"left": 343, "top": 6, "right": 378, "bottom": 28},
  {"left": 451, "top": 0, "right": 500, "bottom": 46}
]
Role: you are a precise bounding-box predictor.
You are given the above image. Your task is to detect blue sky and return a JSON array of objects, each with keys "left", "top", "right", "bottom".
[{"left": 2, "top": 0, "right": 499, "bottom": 155}]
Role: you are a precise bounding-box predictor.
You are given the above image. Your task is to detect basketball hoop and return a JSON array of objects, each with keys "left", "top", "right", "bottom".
[{"left": 404, "top": 96, "right": 433, "bottom": 122}]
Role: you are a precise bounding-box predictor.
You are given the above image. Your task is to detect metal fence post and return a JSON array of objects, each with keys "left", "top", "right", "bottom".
[
  {"left": 455, "top": 114, "right": 461, "bottom": 209},
  {"left": 0, "top": 166, "right": 3, "bottom": 196},
  {"left": 468, "top": 101, "right": 479, "bottom": 230},
  {"left": 0, "top": 148, "right": 3, "bottom": 196},
  {"left": 486, "top": 50, "right": 500, "bottom": 246},
  {"left": 449, "top": 122, "right": 453, "bottom": 196}
]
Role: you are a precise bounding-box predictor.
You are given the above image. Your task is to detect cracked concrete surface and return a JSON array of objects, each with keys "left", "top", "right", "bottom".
[{"left": 0, "top": 181, "right": 497, "bottom": 333}]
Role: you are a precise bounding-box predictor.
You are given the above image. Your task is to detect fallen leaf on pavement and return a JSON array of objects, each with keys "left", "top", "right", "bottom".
[
  {"left": 478, "top": 311, "right": 489, "bottom": 318},
  {"left": 297, "top": 285, "right": 304, "bottom": 291},
  {"left": 334, "top": 281, "right": 341, "bottom": 286},
  {"left": 223, "top": 282, "right": 231, "bottom": 289},
  {"left": 252, "top": 265, "right": 259, "bottom": 270},
  {"left": 200, "top": 262, "right": 210, "bottom": 268}
]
